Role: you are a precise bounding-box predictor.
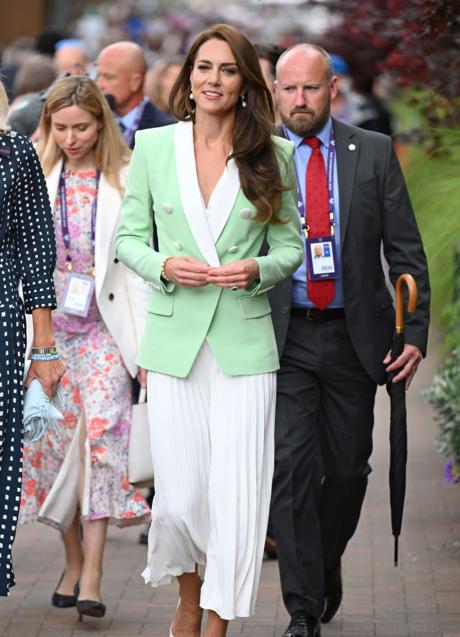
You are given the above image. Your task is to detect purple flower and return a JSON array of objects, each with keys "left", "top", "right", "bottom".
[{"left": 444, "top": 460, "right": 459, "bottom": 484}]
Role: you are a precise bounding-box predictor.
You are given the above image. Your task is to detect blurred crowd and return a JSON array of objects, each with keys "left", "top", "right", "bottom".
[{"left": 1, "top": 0, "right": 393, "bottom": 141}]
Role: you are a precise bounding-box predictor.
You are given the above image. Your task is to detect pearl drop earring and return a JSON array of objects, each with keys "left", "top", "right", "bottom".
[
  {"left": 241, "top": 96, "right": 247, "bottom": 108},
  {"left": 189, "top": 92, "right": 195, "bottom": 101}
]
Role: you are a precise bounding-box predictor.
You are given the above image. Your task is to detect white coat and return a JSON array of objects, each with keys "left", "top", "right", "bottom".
[{"left": 45, "top": 160, "right": 149, "bottom": 377}]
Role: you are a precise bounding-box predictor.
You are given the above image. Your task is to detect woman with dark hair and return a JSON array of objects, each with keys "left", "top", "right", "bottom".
[{"left": 116, "top": 23, "right": 303, "bottom": 637}]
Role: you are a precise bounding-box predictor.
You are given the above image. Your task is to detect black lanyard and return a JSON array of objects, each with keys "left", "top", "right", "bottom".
[{"left": 59, "top": 167, "right": 100, "bottom": 274}]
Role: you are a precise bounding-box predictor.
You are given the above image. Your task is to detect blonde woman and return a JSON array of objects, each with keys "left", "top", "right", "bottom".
[
  {"left": 0, "top": 80, "right": 64, "bottom": 595},
  {"left": 20, "top": 76, "right": 150, "bottom": 619}
]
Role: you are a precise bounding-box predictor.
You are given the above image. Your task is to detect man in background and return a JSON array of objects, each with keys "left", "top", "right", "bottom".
[
  {"left": 255, "top": 43, "right": 284, "bottom": 125},
  {"left": 54, "top": 39, "right": 89, "bottom": 75},
  {"left": 96, "top": 41, "right": 172, "bottom": 149},
  {"left": 270, "top": 44, "right": 430, "bottom": 637}
]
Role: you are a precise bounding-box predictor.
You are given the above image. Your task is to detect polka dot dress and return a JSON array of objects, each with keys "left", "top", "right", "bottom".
[{"left": 0, "top": 130, "right": 56, "bottom": 595}]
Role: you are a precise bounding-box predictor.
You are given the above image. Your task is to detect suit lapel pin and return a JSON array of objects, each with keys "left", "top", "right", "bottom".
[{"left": 348, "top": 143, "right": 356, "bottom": 151}]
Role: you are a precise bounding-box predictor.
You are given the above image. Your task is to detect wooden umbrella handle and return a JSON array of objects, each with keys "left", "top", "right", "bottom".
[{"left": 395, "top": 274, "right": 418, "bottom": 333}]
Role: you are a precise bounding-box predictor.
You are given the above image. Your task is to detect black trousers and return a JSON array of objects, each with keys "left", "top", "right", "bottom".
[{"left": 271, "top": 314, "right": 377, "bottom": 619}]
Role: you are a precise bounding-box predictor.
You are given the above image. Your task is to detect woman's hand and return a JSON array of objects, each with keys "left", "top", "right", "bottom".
[
  {"left": 164, "top": 256, "right": 211, "bottom": 288},
  {"left": 24, "top": 358, "right": 66, "bottom": 398},
  {"left": 207, "top": 259, "right": 260, "bottom": 289},
  {"left": 26, "top": 308, "right": 65, "bottom": 397}
]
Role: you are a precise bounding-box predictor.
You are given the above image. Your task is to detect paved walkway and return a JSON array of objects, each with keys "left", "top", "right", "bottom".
[{"left": 1, "top": 348, "right": 459, "bottom": 637}]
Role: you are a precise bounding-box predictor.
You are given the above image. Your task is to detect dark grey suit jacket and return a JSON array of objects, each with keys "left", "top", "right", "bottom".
[
  {"left": 137, "top": 101, "right": 173, "bottom": 132},
  {"left": 129, "top": 101, "right": 174, "bottom": 149},
  {"left": 269, "top": 118, "right": 430, "bottom": 385}
]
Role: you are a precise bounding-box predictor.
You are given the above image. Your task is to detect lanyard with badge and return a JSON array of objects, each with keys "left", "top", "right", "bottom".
[
  {"left": 287, "top": 126, "right": 340, "bottom": 281},
  {"left": 60, "top": 167, "right": 100, "bottom": 317}
]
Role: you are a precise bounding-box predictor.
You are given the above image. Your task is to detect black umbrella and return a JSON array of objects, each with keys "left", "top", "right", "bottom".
[{"left": 386, "top": 273, "right": 418, "bottom": 566}]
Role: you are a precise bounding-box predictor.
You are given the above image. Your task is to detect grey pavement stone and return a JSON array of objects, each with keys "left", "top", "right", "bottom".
[{"left": 1, "top": 348, "right": 459, "bottom": 637}]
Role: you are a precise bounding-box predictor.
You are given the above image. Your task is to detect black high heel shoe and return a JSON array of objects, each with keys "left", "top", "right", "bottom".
[
  {"left": 76, "top": 598, "right": 106, "bottom": 621},
  {"left": 51, "top": 572, "right": 80, "bottom": 608}
]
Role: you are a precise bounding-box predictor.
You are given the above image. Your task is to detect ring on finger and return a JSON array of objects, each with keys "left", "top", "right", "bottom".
[{"left": 231, "top": 282, "right": 239, "bottom": 291}]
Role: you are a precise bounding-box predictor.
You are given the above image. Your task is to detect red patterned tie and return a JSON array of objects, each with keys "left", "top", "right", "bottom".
[{"left": 304, "top": 136, "right": 335, "bottom": 310}]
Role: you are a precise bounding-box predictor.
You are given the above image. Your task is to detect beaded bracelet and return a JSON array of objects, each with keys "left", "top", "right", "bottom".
[
  {"left": 160, "top": 256, "right": 173, "bottom": 282},
  {"left": 31, "top": 347, "right": 58, "bottom": 356},
  {"left": 30, "top": 353, "right": 60, "bottom": 361}
]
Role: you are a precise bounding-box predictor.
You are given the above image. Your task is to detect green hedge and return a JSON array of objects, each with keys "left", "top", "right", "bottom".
[
  {"left": 403, "top": 128, "right": 460, "bottom": 338},
  {"left": 405, "top": 123, "right": 460, "bottom": 482}
]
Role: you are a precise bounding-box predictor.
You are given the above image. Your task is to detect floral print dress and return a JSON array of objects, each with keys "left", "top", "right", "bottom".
[{"left": 20, "top": 169, "right": 150, "bottom": 528}]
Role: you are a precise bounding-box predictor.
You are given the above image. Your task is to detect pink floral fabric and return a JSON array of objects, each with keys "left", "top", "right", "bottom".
[{"left": 20, "top": 170, "right": 150, "bottom": 527}]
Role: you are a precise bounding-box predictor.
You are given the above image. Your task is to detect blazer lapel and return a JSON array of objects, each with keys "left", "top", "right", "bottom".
[
  {"left": 94, "top": 173, "right": 119, "bottom": 295},
  {"left": 334, "top": 118, "right": 359, "bottom": 245},
  {"left": 46, "top": 160, "right": 63, "bottom": 212},
  {"left": 174, "top": 121, "right": 220, "bottom": 266},
  {"left": 205, "top": 157, "right": 240, "bottom": 243},
  {"left": 46, "top": 161, "right": 119, "bottom": 295}
]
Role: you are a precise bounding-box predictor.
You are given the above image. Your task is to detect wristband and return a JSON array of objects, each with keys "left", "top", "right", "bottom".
[
  {"left": 30, "top": 353, "right": 60, "bottom": 361},
  {"left": 161, "top": 256, "right": 173, "bottom": 282},
  {"left": 31, "top": 347, "right": 58, "bottom": 356}
]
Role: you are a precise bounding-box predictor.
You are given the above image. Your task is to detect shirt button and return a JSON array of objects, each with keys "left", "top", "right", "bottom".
[
  {"left": 163, "top": 203, "right": 173, "bottom": 213},
  {"left": 240, "top": 208, "right": 251, "bottom": 218},
  {"left": 281, "top": 305, "right": 289, "bottom": 314},
  {"left": 172, "top": 241, "right": 182, "bottom": 250},
  {"left": 108, "top": 293, "right": 114, "bottom": 300},
  {"left": 228, "top": 245, "right": 239, "bottom": 254}
]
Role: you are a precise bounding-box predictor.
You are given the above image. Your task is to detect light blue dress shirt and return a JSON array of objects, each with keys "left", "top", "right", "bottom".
[
  {"left": 117, "top": 98, "right": 148, "bottom": 145},
  {"left": 286, "top": 118, "right": 344, "bottom": 308}
]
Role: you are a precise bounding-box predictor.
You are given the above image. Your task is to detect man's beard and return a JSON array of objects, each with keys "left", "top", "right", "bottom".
[{"left": 282, "top": 102, "right": 330, "bottom": 137}]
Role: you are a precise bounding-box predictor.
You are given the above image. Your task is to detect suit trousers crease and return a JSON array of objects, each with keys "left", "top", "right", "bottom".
[
  {"left": 144, "top": 342, "right": 276, "bottom": 621},
  {"left": 271, "top": 315, "right": 377, "bottom": 618}
]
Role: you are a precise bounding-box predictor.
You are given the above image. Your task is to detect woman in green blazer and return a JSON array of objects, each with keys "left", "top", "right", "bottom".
[{"left": 116, "top": 23, "right": 303, "bottom": 637}]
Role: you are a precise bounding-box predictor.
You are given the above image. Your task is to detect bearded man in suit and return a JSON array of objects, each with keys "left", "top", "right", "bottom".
[{"left": 269, "top": 44, "right": 430, "bottom": 637}]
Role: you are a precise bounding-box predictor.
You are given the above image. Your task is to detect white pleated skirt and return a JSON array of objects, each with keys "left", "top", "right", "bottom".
[{"left": 143, "top": 341, "right": 276, "bottom": 620}]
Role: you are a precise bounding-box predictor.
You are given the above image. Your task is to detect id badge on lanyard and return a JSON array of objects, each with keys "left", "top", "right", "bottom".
[
  {"left": 289, "top": 126, "right": 340, "bottom": 282},
  {"left": 59, "top": 168, "right": 100, "bottom": 317},
  {"left": 305, "top": 236, "right": 340, "bottom": 280},
  {"left": 62, "top": 272, "right": 95, "bottom": 317}
]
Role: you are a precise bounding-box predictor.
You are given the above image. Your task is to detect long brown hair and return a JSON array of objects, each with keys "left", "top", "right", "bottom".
[
  {"left": 170, "top": 24, "right": 288, "bottom": 224},
  {"left": 38, "top": 75, "right": 130, "bottom": 193}
]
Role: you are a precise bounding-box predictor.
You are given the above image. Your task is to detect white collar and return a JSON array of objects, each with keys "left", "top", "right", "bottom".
[{"left": 174, "top": 120, "right": 240, "bottom": 266}]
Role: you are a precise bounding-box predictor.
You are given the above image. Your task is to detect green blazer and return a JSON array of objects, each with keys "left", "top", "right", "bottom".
[{"left": 116, "top": 121, "right": 304, "bottom": 377}]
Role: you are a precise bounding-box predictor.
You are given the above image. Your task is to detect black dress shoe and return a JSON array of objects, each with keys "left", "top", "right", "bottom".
[
  {"left": 282, "top": 611, "right": 321, "bottom": 637},
  {"left": 76, "top": 599, "right": 106, "bottom": 620},
  {"left": 138, "top": 523, "right": 149, "bottom": 545},
  {"left": 51, "top": 572, "right": 80, "bottom": 608},
  {"left": 264, "top": 535, "right": 278, "bottom": 560},
  {"left": 321, "top": 562, "right": 342, "bottom": 624}
]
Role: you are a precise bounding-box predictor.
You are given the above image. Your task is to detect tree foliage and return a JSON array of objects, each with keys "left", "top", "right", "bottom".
[{"left": 317, "top": 0, "right": 460, "bottom": 131}]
